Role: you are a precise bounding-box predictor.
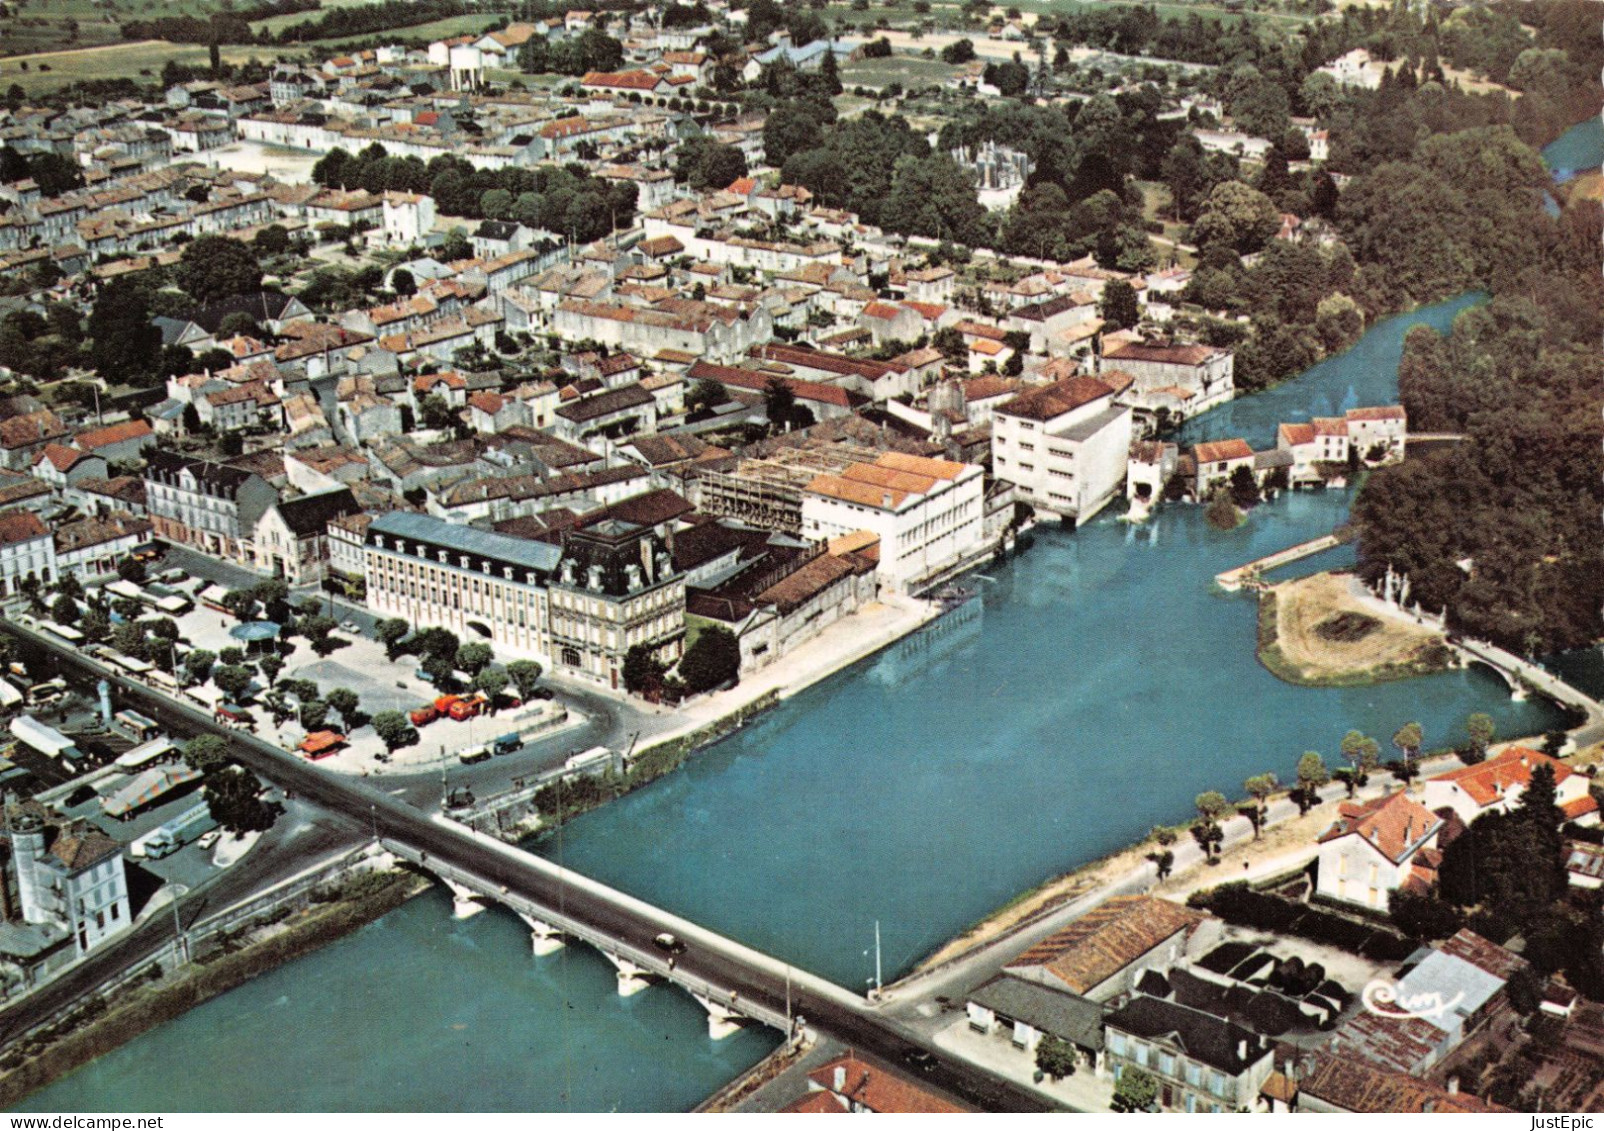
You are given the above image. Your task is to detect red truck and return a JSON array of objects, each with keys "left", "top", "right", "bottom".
[
  {"left": 447, "top": 693, "right": 487, "bottom": 721},
  {"left": 409, "top": 703, "right": 439, "bottom": 727}
]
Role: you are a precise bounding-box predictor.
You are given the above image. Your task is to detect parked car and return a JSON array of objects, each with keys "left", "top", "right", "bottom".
[
  {"left": 340, "top": 620, "right": 359, "bottom": 633},
  {"left": 530, "top": 687, "right": 555, "bottom": 700}
]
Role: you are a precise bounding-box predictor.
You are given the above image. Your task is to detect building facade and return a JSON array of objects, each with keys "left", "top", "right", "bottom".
[{"left": 547, "top": 519, "right": 686, "bottom": 689}]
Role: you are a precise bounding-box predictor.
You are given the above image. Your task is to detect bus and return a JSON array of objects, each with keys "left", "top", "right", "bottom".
[
  {"left": 25, "top": 678, "right": 67, "bottom": 707},
  {"left": 40, "top": 622, "right": 84, "bottom": 645}
]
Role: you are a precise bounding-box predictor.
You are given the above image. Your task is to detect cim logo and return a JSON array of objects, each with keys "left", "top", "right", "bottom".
[{"left": 1360, "top": 979, "right": 1465, "bottom": 1021}]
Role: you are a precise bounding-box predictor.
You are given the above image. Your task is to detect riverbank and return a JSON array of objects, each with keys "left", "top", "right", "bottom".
[
  {"left": 0, "top": 869, "right": 425, "bottom": 1109},
  {"left": 1257, "top": 571, "right": 1454, "bottom": 687}
]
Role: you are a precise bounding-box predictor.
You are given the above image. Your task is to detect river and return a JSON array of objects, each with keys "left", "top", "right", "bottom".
[{"left": 17, "top": 125, "right": 1600, "bottom": 1114}]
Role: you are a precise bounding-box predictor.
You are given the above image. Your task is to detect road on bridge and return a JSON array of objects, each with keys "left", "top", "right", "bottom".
[{"left": 9, "top": 625, "right": 1056, "bottom": 1113}]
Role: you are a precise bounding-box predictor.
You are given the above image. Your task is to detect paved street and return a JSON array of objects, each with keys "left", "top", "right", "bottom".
[{"left": 17, "top": 625, "right": 1056, "bottom": 1113}]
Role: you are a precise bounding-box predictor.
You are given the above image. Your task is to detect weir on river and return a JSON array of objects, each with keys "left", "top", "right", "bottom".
[{"left": 18, "top": 119, "right": 1603, "bottom": 1115}]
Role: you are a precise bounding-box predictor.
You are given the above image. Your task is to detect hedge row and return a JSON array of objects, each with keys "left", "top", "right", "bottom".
[{"left": 1189, "top": 882, "right": 1415, "bottom": 962}]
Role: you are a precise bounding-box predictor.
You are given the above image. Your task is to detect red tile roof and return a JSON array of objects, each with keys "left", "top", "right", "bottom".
[
  {"left": 1194, "top": 438, "right": 1255, "bottom": 464},
  {"left": 1009, "top": 895, "right": 1206, "bottom": 994},
  {"left": 0, "top": 510, "right": 49, "bottom": 546},
  {"left": 75, "top": 418, "right": 153, "bottom": 451},
  {"left": 806, "top": 1056, "right": 965, "bottom": 1113},
  {"left": 1317, "top": 790, "right": 1441, "bottom": 864},
  {"left": 996, "top": 376, "right": 1114, "bottom": 423},
  {"left": 1430, "top": 746, "right": 1580, "bottom": 808}
]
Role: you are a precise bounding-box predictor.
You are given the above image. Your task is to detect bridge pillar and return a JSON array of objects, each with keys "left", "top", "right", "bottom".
[
  {"left": 693, "top": 992, "right": 745, "bottom": 1040},
  {"left": 443, "top": 879, "right": 485, "bottom": 919},
  {"left": 518, "top": 913, "right": 567, "bottom": 956},
  {"left": 603, "top": 952, "right": 654, "bottom": 997}
]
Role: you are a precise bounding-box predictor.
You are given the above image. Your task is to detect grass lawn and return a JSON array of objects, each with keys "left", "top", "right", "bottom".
[
  {"left": 0, "top": 40, "right": 291, "bottom": 95},
  {"left": 840, "top": 54, "right": 960, "bottom": 88},
  {"left": 249, "top": 0, "right": 384, "bottom": 36},
  {"left": 0, "top": 0, "right": 230, "bottom": 58},
  {"left": 298, "top": 12, "right": 499, "bottom": 49}
]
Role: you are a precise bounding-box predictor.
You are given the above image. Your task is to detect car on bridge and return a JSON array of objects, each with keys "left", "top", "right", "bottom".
[{"left": 653, "top": 932, "right": 686, "bottom": 955}]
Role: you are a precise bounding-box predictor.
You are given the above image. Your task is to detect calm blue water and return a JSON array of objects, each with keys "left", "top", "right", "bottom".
[
  {"left": 1175, "top": 293, "right": 1482, "bottom": 449},
  {"left": 550, "top": 489, "right": 1558, "bottom": 987},
  {"left": 14, "top": 888, "right": 779, "bottom": 1113},
  {"left": 23, "top": 130, "right": 1596, "bottom": 1110},
  {"left": 1542, "top": 115, "right": 1604, "bottom": 184}
]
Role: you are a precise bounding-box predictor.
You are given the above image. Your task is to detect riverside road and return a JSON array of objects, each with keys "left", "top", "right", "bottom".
[{"left": 7, "top": 624, "right": 1054, "bottom": 1114}]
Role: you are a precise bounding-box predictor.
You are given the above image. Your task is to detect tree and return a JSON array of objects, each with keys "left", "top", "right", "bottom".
[
  {"left": 253, "top": 224, "right": 291, "bottom": 256},
  {"left": 932, "top": 326, "right": 967, "bottom": 364},
  {"left": 56, "top": 572, "right": 82, "bottom": 602},
  {"left": 1190, "top": 180, "right": 1281, "bottom": 257},
  {"left": 377, "top": 618, "right": 411, "bottom": 659},
  {"left": 675, "top": 135, "right": 748, "bottom": 191},
  {"left": 213, "top": 664, "right": 254, "bottom": 702},
  {"left": 1467, "top": 713, "right": 1496, "bottom": 760},
  {"left": 622, "top": 643, "right": 667, "bottom": 697},
  {"left": 455, "top": 642, "right": 494, "bottom": 676},
  {"left": 1099, "top": 280, "right": 1140, "bottom": 331},
  {"left": 1243, "top": 773, "right": 1277, "bottom": 839},
  {"left": 1193, "top": 791, "right": 1228, "bottom": 862},
  {"left": 474, "top": 665, "right": 509, "bottom": 704},
  {"left": 299, "top": 613, "right": 337, "bottom": 647},
  {"left": 325, "top": 687, "right": 361, "bottom": 728},
  {"left": 1390, "top": 888, "right": 1464, "bottom": 941},
  {"left": 1035, "top": 1034, "right": 1078, "bottom": 1080},
  {"left": 79, "top": 607, "right": 110, "bottom": 645},
  {"left": 507, "top": 660, "right": 544, "bottom": 701},
  {"left": 88, "top": 277, "right": 162, "bottom": 385},
  {"left": 686, "top": 378, "right": 730, "bottom": 415},
  {"left": 391, "top": 268, "right": 416, "bottom": 297},
  {"left": 762, "top": 377, "right": 798, "bottom": 433},
  {"left": 183, "top": 649, "right": 217, "bottom": 686},
  {"left": 175, "top": 235, "right": 263, "bottom": 303},
  {"left": 49, "top": 594, "right": 78, "bottom": 626},
  {"left": 371, "top": 710, "right": 414, "bottom": 752},
  {"left": 419, "top": 649, "right": 456, "bottom": 688},
  {"left": 219, "top": 647, "right": 245, "bottom": 667},
  {"left": 299, "top": 699, "right": 329, "bottom": 731},
  {"left": 204, "top": 765, "right": 276, "bottom": 833},
  {"left": 940, "top": 37, "right": 976, "bottom": 64},
  {"left": 1339, "top": 730, "right": 1381, "bottom": 792},
  {"left": 183, "top": 735, "right": 230, "bottom": 775},
  {"left": 680, "top": 626, "right": 741, "bottom": 693},
  {"left": 763, "top": 104, "right": 825, "bottom": 169},
  {"left": 1228, "top": 465, "right": 1260, "bottom": 509},
  {"left": 283, "top": 678, "right": 320, "bottom": 705},
  {"left": 1294, "top": 751, "right": 1329, "bottom": 815},
  {"left": 418, "top": 393, "right": 456, "bottom": 432},
  {"left": 1203, "top": 487, "right": 1240, "bottom": 531},
  {"left": 257, "top": 653, "right": 284, "bottom": 686},
  {"left": 1111, "top": 1066, "right": 1158, "bottom": 1112},
  {"left": 1147, "top": 826, "right": 1177, "bottom": 880},
  {"left": 1392, "top": 720, "right": 1424, "bottom": 771}
]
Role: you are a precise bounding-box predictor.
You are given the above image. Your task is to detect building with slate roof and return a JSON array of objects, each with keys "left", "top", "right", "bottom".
[
  {"left": 6, "top": 810, "right": 130, "bottom": 958},
  {"left": 253, "top": 487, "right": 361, "bottom": 584}
]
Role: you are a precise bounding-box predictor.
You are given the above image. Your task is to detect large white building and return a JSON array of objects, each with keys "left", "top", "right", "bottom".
[
  {"left": 364, "top": 511, "right": 560, "bottom": 662},
  {"left": 992, "top": 375, "right": 1133, "bottom": 523},
  {"left": 1315, "top": 790, "right": 1442, "bottom": 911},
  {"left": 380, "top": 191, "right": 436, "bottom": 247},
  {"left": 799, "top": 452, "right": 985, "bottom": 592},
  {"left": 9, "top": 811, "right": 132, "bottom": 957},
  {"left": 0, "top": 511, "right": 55, "bottom": 598}
]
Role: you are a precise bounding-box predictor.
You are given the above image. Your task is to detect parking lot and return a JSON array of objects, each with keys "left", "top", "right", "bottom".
[{"left": 160, "top": 598, "right": 584, "bottom": 777}]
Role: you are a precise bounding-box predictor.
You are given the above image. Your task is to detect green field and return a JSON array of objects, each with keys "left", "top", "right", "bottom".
[
  {"left": 841, "top": 55, "right": 961, "bottom": 88},
  {"left": 249, "top": 0, "right": 383, "bottom": 36},
  {"left": 299, "top": 12, "right": 499, "bottom": 48},
  {"left": 0, "top": 40, "right": 294, "bottom": 95},
  {"left": 0, "top": 0, "right": 230, "bottom": 59}
]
